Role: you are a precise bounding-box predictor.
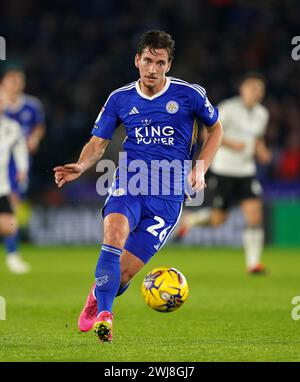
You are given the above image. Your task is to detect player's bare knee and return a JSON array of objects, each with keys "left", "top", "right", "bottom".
[
  {"left": 211, "top": 218, "right": 223, "bottom": 227},
  {"left": 245, "top": 212, "right": 262, "bottom": 226},
  {"left": 0, "top": 216, "right": 18, "bottom": 236},
  {"left": 7, "top": 221, "right": 18, "bottom": 235},
  {"left": 103, "top": 223, "right": 129, "bottom": 247},
  {"left": 104, "top": 228, "right": 127, "bottom": 248},
  {"left": 0, "top": 224, "right": 16, "bottom": 236},
  {"left": 103, "top": 214, "right": 130, "bottom": 248},
  {"left": 211, "top": 213, "right": 226, "bottom": 226}
]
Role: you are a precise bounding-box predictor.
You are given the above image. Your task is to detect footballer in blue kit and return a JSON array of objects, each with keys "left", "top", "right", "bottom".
[
  {"left": 1, "top": 67, "right": 46, "bottom": 274},
  {"left": 92, "top": 76, "right": 218, "bottom": 263},
  {"left": 3, "top": 69, "right": 45, "bottom": 193},
  {"left": 54, "top": 30, "right": 223, "bottom": 343}
]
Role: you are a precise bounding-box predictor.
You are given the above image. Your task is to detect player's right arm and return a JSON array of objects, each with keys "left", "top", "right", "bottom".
[
  {"left": 202, "top": 127, "right": 245, "bottom": 151},
  {"left": 217, "top": 100, "right": 246, "bottom": 152},
  {"left": 189, "top": 86, "right": 223, "bottom": 191},
  {"left": 12, "top": 121, "right": 29, "bottom": 186},
  {"left": 54, "top": 136, "right": 109, "bottom": 188},
  {"left": 27, "top": 97, "right": 46, "bottom": 154}
]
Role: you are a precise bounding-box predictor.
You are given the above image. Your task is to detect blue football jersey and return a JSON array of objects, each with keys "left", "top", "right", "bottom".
[
  {"left": 4, "top": 94, "right": 45, "bottom": 138},
  {"left": 5, "top": 94, "right": 45, "bottom": 194},
  {"left": 92, "top": 77, "right": 219, "bottom": 202}
]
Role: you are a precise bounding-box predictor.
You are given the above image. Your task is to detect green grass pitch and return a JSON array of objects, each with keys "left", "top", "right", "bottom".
[{"left": 0, "top": 244, "right": 300, "bottom": 362}]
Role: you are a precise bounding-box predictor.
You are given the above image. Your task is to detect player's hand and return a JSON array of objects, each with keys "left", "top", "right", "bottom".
[
  {"left": 16, "top": 171, "right": 28, "bottom": 184},
  {"left": 27, "top": 135, "right": 40, "bottom": 154},
  {"left": 257, "top": 148, "right": 272, "bottom": 165},
  {"left": 16, "top": 171, "right": 29, "bottom": 194},
  {"left": 53, "top": 163, "right": 84, "bottom": 188},
  {"left": 188, "top": 167, "right": 207, "bottom": 192}
]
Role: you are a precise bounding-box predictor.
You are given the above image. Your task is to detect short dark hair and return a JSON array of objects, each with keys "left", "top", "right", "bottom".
[
  {"left": 240, "top": 71, "right": 266, "bottom": 85},
  {"left": 137, "top": 30, "right": 175, "bottom": 62}
]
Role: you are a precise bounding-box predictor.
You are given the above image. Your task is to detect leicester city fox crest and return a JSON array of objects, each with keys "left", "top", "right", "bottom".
[{"left": 166, "top": 101, "right": 179, "bottom": 114}]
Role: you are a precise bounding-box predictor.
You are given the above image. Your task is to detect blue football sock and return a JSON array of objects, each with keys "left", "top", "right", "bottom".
[
  {"left": 4, "top": 231, "right": 19, "bottom": 255},
  {"left": 116, "top": 282, "right": 130, "bottom": 297},
  {"left": 95, "top": 244, "right": 122, "bottom": 314}
]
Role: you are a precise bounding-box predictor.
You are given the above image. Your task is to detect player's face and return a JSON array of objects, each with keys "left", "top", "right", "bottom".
[
  {"left": 240, "top": 78, "right": 265, "bottom": 107},
  {"left": 135, "top": 48, "right": 171, "bottom": 94},
  {"left": 1, "top": 70, "right": 26, "bottom": 96}
]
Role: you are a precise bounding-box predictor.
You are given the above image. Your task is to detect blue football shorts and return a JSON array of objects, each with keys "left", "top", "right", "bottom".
[{"left": 102, "top": 191, "right": 183, "bottom": 264}]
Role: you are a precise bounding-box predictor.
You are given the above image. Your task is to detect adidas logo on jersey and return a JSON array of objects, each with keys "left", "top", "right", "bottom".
[{"left": 129, "top": 107, "right": 139, "bottom": 115}]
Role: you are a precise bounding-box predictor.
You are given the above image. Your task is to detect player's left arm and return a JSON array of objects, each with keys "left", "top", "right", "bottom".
[
  {"left": 12, "top": 122, "right": 29, "bottom": 186},
  {"left": 189, "top": 87, "right": 223, "bottom": 191},
  {"left": 189, "top": 120, "right": 223, "bottom": 191},
  {"left": 27, "top": 123, "right": 46, "bottom": 154},
  {"left": 254, "top": 109, "right": 271, "bottom": 165},
  {"left": 198, "top": 120, "right": 224, "bottom": 173},
  {"left": 27, "top": 98, "right": 46, "bottom": 154},
  {"left": 255, "top": 137, "right": 272, "bottom": 164}
]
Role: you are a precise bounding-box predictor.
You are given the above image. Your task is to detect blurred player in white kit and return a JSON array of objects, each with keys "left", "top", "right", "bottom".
[
  {"left": 177, "top": 72, "right": 272, "bottom": 274},
  {"left": 0, "top": 66, "right": 45, "bottom": 273},
  {"left": 0, "top": 88, "right": 29, "bottom": 273}
]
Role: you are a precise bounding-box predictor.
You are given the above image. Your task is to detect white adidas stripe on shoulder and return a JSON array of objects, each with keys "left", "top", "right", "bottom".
[
  {"left": 171, "top": 77, "right": 206, "bottom": 92},
  {"left": 111, "top": 81, "right": 136, "bottom": 94},
  {"left": 170, "top": 78, "right": 206, "bottom": 97},
  {"left": 171, "top": 80, "right": 206, "bottom": 98},
  {"left": 192, "top": 84, "right": 206, "bottom": 95},
  {"left": 96, "top": 83, "right": 135, "bottom": 122},
  {"left": 104, "top": 82, "right": 136, "bottom": 106},
  {"left": 171, "top": 80, "right": 206, "bottom": 97}
]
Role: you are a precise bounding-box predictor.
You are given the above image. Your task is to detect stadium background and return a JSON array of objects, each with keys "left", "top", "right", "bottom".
[
  {"left": 1, "top": 0, "right": 299, "bottom": 246},
  {"left": 1, "top": 0, "right": 300, "bottom": 364}
]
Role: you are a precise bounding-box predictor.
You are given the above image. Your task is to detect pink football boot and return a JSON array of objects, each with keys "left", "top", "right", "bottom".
[
  {"left": 93, "top": 310, "right": 114, "bottom": 343},
  {"left": 78, "top": 284, "right": 98, "bottom": 332}
]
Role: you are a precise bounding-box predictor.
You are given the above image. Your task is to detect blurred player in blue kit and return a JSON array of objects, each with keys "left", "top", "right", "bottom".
[
  {"left": 1, "top": 67, "right": 46, "bottom": 274},
  {"left": 0, "top": 89, "right": 29, "bottom": 272},
  {"left": 54, "top": 30, "right": 223, "bottom": 343}
]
